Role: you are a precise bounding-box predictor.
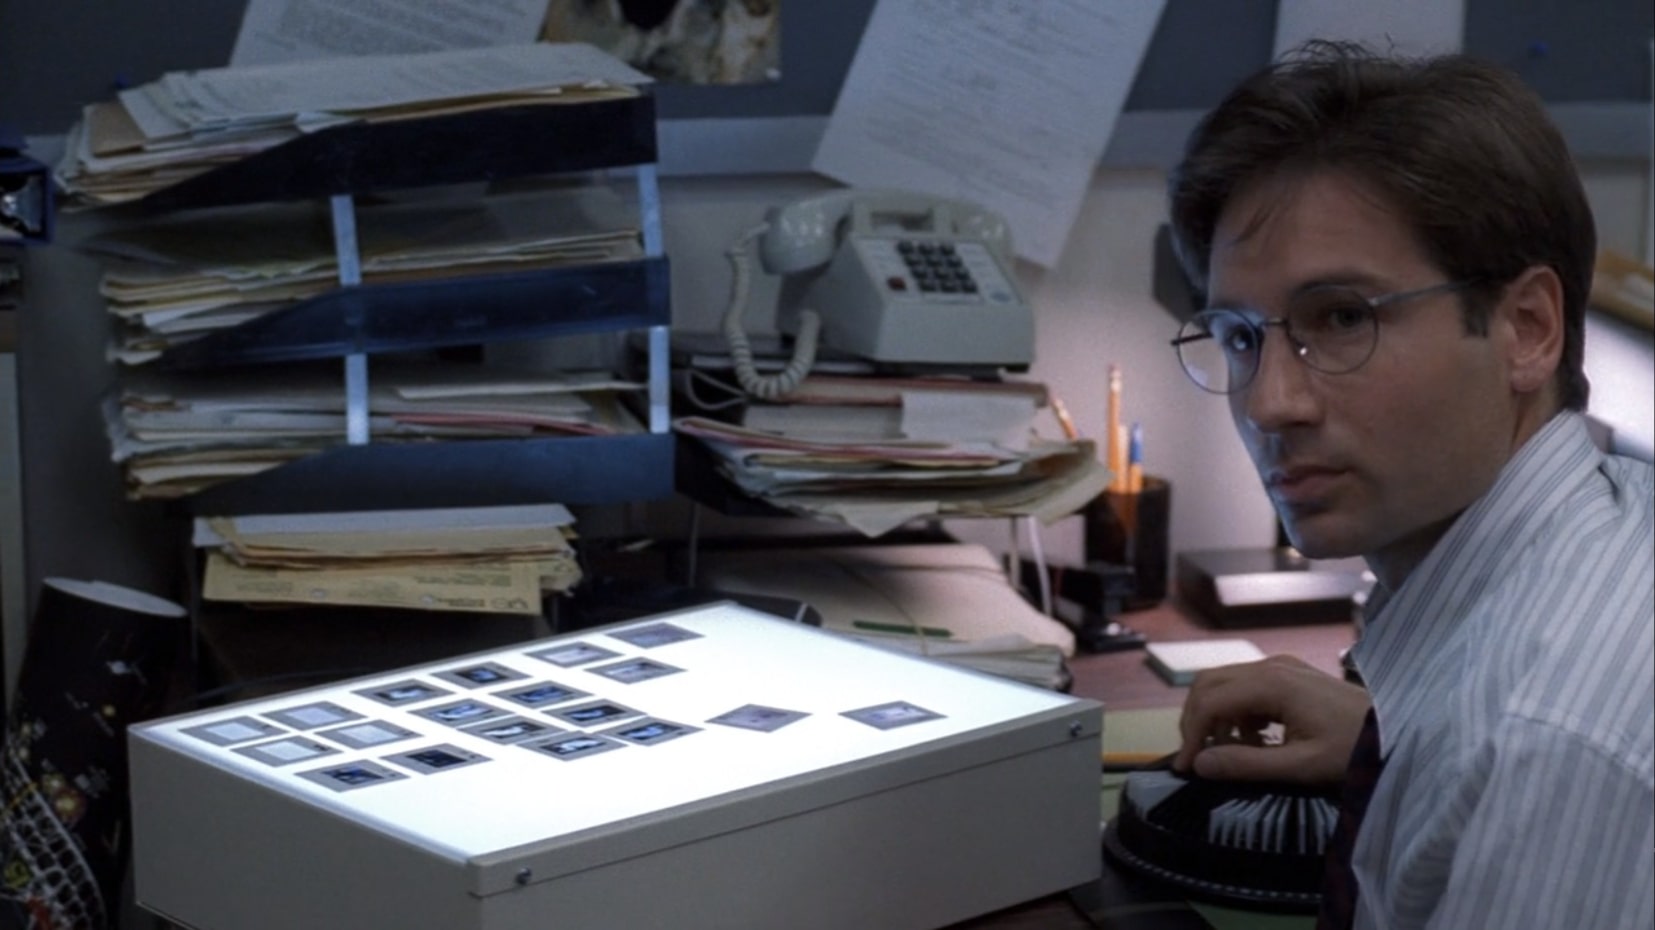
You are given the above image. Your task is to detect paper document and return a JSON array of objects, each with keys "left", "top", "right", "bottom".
[
  {"left": 201, "top": 552, "right": 549, "bottom": 615},
  {"left": 813, "top": 0, "right": 1167, "bottom": 267},
  {"left": 120, "top": 43, "right": 652, "bottom": 139},
  {"left": 232, "top": 0, "right": 551, "bottom": 67},
  {"left": 193, "top": 504, "right": 575, "bottom": 547}
]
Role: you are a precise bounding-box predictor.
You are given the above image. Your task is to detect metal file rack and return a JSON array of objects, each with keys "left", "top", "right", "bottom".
[{"left": 136, "top": 95, "right": 675, "bottom": 514}]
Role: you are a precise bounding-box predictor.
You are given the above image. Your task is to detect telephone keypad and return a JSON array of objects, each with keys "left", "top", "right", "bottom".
[
  {"left": 863, "top": 237, "right": 1018, "bottom": 307},
  {"left": 898, "top": 238, "right": 980, "bottom": 295}
]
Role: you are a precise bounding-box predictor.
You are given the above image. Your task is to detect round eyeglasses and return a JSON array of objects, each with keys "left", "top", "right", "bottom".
[{"left": 1170, "top": 280, "right": 1475, "bottom": 395}]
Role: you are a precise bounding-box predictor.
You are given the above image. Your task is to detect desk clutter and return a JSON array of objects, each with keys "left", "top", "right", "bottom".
[
  {"left": 192, "top": 504, "right": 583, "bottom": 617},
  {"left": 129, "top": 602, "right": 1103, "bottom": 930},
  {"left": 49, "top": 38, "right": 677, "bottom": 514},
  {"left": 84, "top": 185, "right": 645, "bottom": 366},
  {"left": 692, "top": 542, "right": 1078, "bottom": 690},
  {"left": 106, "top": 359, "right": 647, "bottom": 501},
  {"left": 670, "top": 335, "right": 1109, "bottom": 536},
  {"left": 52, "top": 43, "right": 651, "bottom": 208}
]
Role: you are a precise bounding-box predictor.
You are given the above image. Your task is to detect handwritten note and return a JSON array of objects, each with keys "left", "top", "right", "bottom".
[
  {"left": 813, "top": 0, "right": 1167, "bottom": 268},
  {"left": 231, "top": 0, "right": 550, "bottom": 66}
]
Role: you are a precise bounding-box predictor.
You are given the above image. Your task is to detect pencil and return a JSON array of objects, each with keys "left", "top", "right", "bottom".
[
  {"left": 1101, "top": 750, "right": 1175, "bottom": 770},
  {"left": 1050, "top": 396, "right": 1080, "bottom": 441},
  {"left": 1107, "top": 365, "right": 1123, "bottom": 492}
]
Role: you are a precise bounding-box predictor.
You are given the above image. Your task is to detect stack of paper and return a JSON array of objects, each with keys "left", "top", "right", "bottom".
[
  {"left": 194, "top": 504, "right": 582, "bottom": 616},
  {"left": 695, "top": 543, "right": 1076, "bottom": 689},
  {"left": 82, "top": 185, "right": 643, "bottom": 364},
  {"left": 674, "top": 397, "right": 1109, "bottom": 537},
  {"left": 675, "top": 369, "right": 1098, "bottom": 531},
  {"left": 54, "top": 43, "right": 653, "bottom": 206},
  {"left": 106, "top": 362, "right": 645, "bottom": 500}
]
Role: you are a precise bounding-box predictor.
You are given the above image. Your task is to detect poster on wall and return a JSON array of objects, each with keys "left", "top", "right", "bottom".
[{"left": 540, "top": 0, "right": 781, "bottom": 84}]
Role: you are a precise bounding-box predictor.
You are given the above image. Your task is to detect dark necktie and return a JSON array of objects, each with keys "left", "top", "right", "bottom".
[{"left": 1315, "top": 707, "right": 1387, "bottom": 930}]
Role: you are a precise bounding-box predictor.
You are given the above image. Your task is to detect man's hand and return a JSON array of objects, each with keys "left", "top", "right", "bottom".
[{"left": 1173, "top": 654, "right": 1371, "bottom": 785}]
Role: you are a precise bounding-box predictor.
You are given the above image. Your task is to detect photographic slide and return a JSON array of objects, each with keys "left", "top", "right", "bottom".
[
  {"left": 317, "top": 720, "right": 420, "bottom": 751},
  {"left": 523, "top": 732, "right": 625, "bottom": 762},
  {"left": 604, "top": 718, "right": 699, "bottom": 747},
  {"left": 841, "top": 701, "right": 944, "bottom": 731},
  {"left": 233, "top": 736, "right": 339, "bottom": 767},
  {"left": 549, "top": 700, "right": 642, "bottom": 728},
  {"left": 263, "top": 701, "right": 364, "bottom": 731},
  {"left": 497, "top": 681, "right": 589, "bottom": 709},
  {"left": 354, "top": 679, "right": 451, "bottom": 707},
  {"left": 297, "top": 760, "right": 408, "bottom": 793},
  {"left": 433, "top": 662, "right": 528, "bottom": 689},
  {"left": 608, "top": 622, "right": 703, "bottom": 649},
  {"left": 414, "top": 699, "right": 509, "bottom": 728},
  {"left": 384, "top": 744, "right": 490, "bottom": 775},
  {"left": 707, "top": 704, "right": 808, "bottom": 733},
  {"left": 586, "top": 658, "right": 683, "bottom": 685},
  {"left": 527, "top": 642, "right": 621, "bottom": 668},
  {"left": 182, "top": 716, "right": 286, "bottom": 747},
  {"left": 461, "top": 716, "right": 560, "bottom": 745}
]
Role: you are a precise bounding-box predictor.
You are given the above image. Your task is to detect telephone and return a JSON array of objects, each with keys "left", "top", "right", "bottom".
[{"left": 723, "top": 190, "right": 1034, "bottom": 399}]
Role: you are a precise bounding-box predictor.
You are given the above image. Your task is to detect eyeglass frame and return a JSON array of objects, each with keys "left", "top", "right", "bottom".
[{"left": 1169, "top": 279, "right": 1478, "bottom": 395}]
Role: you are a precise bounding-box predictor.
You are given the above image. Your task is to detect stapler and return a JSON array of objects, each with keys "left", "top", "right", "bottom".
[{"left": 1018, "top": 559, "right": 1147, "bottom": 653}]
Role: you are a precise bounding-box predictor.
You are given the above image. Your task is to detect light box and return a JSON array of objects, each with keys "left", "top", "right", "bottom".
[{"left": 130, "top": 602, "right": 1103, "bottom": 930}]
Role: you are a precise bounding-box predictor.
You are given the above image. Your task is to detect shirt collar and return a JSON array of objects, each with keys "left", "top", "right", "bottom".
[{"left": 1348, "top": 411, "right": 1603, "bottom": 754}]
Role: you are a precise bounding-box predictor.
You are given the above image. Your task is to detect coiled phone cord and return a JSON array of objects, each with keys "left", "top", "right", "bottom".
[{"left": 722, "top": 221, "right": 822, "bottom": 401}]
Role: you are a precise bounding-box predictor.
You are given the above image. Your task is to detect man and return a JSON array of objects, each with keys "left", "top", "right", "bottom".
[{"left": 1163, "top": 42, "right": 1653, "bottom": 930}]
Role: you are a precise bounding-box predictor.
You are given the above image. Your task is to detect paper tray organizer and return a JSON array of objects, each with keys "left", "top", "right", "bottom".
[
  {"left": 129, "top": 602, "right": 1103, "bottom": 930},
  {"left": 120, "top": 94, "right": 674, "bottom": 512}
]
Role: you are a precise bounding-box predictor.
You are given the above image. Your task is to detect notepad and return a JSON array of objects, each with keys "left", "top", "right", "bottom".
[{"left": 1144, "top": 639, "right": 1267, "bottom": 686}]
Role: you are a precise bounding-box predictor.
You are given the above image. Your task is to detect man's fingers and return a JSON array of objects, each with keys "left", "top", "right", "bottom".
[{"left": 1190, "top": 740, "right": 1328, "bottom": 783}]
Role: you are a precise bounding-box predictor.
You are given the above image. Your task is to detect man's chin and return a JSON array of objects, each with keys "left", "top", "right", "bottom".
[{"left": 1280, "top": 518, "right": 1367, "bottom": 560}]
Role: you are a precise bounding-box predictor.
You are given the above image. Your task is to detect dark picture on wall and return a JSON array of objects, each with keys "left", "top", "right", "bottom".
[{"left": 541, "top": 0, "right": 780, "bottom": 85}]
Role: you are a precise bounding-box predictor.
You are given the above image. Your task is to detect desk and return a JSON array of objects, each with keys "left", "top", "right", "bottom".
[{"left": 946, "top": 601, "right": 1356, "bottom": 929}]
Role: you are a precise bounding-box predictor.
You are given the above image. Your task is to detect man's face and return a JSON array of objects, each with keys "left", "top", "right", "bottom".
[{"left": 1205, "top": 171, "right": 1520, "bottom": 582}]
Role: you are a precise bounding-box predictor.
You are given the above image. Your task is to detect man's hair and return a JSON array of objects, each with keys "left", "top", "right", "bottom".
[{"left": 1168, "top": 41, "right": 1595, "bottom": 410}]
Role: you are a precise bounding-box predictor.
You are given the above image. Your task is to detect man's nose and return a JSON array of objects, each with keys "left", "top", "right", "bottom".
[{"left": 1240, "top": 328, "right": 1320, "bottom": 431}]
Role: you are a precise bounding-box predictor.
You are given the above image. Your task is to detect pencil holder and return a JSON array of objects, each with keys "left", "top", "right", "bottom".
[{"left": 1083, "top": 476, "right": 1171, "bottom": 609}]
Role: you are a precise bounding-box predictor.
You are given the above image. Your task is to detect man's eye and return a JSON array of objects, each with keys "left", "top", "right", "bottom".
[
  {"left": 1299, "top": 296, "right": 1373, "bottom": 334},
  {"left": 1217, "top": 325, "right": 1258, "bottom": 354}
]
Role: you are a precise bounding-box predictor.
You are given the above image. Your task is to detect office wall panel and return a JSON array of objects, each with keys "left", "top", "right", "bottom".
[{"left": 4, "top": 1, "right": 1647, "bottom": 137}]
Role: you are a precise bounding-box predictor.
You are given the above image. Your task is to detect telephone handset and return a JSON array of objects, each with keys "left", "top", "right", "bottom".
[{"left": 723, "top": 190, "right": 1035, "bottom": 400}]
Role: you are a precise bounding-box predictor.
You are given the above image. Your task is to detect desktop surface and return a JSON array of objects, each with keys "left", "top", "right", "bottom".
[{"left": 944, "top": 601, "right": 1355, "bottom": 929}]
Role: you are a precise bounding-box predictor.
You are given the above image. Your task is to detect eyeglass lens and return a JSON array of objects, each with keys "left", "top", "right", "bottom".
[{"left": 1174, "top": 287, "right": 1380, "bottom": 394}]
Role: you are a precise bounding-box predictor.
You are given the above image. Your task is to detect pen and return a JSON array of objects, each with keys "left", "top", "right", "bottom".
[
  {"left": 1127, "top": 421, "right": 1144, "bottom": 494},
  {"left": 851, "top": 620, "right": 953, "bottom": 638}
]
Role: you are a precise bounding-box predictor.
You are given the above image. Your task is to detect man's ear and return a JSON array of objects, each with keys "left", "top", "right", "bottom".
[{"left": 1497, "top": 265, "right": 1565, "bottom": 396}]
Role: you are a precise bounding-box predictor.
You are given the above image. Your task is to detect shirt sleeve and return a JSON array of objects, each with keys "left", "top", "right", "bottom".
[{"left": 1424, "top": 715, "right": 1653, "bottom": 930}]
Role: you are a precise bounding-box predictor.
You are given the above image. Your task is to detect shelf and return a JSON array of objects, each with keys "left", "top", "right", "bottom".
[
  {"left": 156, "top": 257, "right": 671, "bottom": 368},
  {"left": 133, "top": 95, "right": 659, "bottom": 213},
  {"left": 183, "top": 431, "right": 674, "bottom": 515}
]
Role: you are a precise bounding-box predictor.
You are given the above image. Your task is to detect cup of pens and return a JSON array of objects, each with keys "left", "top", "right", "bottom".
[
  {"left": 1084, "top": 475, "right": 1171, "bottom": 610},
  {"left": 1088, "top": 367, "right": 1170, "bottom": 608}
]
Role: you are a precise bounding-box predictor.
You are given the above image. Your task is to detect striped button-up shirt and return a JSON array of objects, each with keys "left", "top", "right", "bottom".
[{"left": 1347, "top": 411, "right": 1653, "bottom": 930}]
